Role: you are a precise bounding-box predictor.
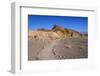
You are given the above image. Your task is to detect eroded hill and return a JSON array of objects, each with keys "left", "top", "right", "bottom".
[{"left": 28, "top": 24, "right": 82, "bottom": 40}]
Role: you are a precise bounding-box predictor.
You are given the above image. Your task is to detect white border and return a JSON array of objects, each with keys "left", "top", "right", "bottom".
[{"left": 11, "top": 2, "right": 97, "bottom": 74}]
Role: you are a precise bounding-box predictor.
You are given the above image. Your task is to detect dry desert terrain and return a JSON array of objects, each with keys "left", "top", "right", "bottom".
[
  {"left": 28, "top": 25, "right": 88, "bottom": 60},
  {"left": 28, "top": 37, "right": 88, "bottom": 60}
]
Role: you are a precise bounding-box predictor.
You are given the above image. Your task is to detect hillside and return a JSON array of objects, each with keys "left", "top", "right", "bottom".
[
  {"left": 28, "top": 24, "right": 88, "bottom": 60},
  {"left": 28, "top": 24, "right": 82, "bottom": 40}
]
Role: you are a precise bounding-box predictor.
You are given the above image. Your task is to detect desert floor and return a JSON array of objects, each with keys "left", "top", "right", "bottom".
[{"left": 28, "top": 37, "right": 88, "bottom": 60}]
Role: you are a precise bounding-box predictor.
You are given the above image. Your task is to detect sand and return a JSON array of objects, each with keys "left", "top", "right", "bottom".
[{"left": 28, "top": 37, "right": 88, "bottom": 60}]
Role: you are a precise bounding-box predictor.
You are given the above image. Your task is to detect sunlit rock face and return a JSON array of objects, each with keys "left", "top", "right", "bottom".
[
  {"left": 28, "top": 30, "right": 60, "bottom": 40},
  {"left": 28, "top": 24, "right": 81, "bottom": 40}
]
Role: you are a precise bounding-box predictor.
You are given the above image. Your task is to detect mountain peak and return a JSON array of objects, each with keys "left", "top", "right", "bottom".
[{"left": 52, "top": 24, "right": 64, "bottom": 30}]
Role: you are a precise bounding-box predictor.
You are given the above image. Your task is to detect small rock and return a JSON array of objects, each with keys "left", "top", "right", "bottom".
[{"left": 64, "top": 45, "right": 72, "bottom": 48}]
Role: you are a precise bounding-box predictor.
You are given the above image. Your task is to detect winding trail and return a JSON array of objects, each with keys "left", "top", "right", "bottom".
[{"left": 37, "top": 39, "right": 60, "bottom": 60}]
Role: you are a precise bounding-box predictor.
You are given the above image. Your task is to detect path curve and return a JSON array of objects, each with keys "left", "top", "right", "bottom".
[{"left": 37, "top": 39, "right": 60, "bottom": 60}]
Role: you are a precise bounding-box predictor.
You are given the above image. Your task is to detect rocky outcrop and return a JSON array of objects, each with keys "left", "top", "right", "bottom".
[
  {"left": 28, "top": 24, "right": 81, "bottom": 40},
  {"left": 65, "top": 29, "right": 81, "bottom": 37},
  {"left": 28, "top": 30, "right": 60, "bottom": 40},
  {"left": 52, "top": 24, "right": 81, "bottom": 37}
]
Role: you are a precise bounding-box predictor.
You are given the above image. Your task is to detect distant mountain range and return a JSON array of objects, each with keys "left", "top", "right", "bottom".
[{"left": 28, "top": 24, "right": 87, "bottom": 40}]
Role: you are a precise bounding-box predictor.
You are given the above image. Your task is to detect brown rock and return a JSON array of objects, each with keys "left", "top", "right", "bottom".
[{"left": 28, "top": 24, "right": 81, "bottom": 40}]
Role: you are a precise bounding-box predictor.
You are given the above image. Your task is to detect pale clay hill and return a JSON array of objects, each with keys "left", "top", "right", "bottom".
[{"left": 28, "top": 24, "right": 81, "bottom": 40}]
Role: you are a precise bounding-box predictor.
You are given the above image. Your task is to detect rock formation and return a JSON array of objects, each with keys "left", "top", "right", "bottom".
[{"left": 28, "top": 24, "right": 81, "bottom": 40}]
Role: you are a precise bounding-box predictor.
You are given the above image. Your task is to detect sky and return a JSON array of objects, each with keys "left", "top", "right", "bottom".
[{"left": 28, "top": 15, "right": 88, "bottom": 32}]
